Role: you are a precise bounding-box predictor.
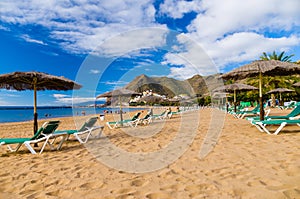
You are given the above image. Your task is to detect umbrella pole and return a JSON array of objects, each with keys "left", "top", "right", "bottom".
[
  {"left": 279, "top": 92, "right": 282, "bottom": 106},
  {"left": 33, "top": 78, "right": 38, "bottom": 147},
  {"left": 234, "top": 89, "right": 237, "bottom": 112},
  {"left": 119, "top": 95, "right": 123, "bottom": 126},
  {"left": 259, "top": 72, "right": 264, "bottom": 120},
  {"left": 226, "top": 95, "right": 229, "bottom": 113}
]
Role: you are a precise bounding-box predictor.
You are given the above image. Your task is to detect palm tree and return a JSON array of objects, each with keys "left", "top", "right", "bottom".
[{"left": 260, "top": 51, "right": 294, "bottom": 62}]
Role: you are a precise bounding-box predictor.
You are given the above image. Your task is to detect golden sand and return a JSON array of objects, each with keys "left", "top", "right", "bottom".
[{"left": 0, "top": 108, "right": 299, "bottom": 198}]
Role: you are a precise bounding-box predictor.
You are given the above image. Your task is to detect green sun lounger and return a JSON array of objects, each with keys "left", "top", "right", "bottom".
[
  {"left": 253, "top": 119, "right": 300, "bottom": 135},
  {"left": 106, "top": 112, "right": 141, "bottom": 129},
  {"left": 248, "top": 105, "right": 300, "bottom": 121},
  {"left": 54, "top": 117, "right": 104, "bottom": 144},
  {"left": 152, "top": 110, "right": 166, "bottom": 120},
  {"left": 280, "top": 101, "right": 296, "bottom": 109},
  {"left": 152, "top": 110, "right": 172, "bottom": 120},
  {"left": 136, "top": 112, "right": 153, "bottom": 125},
  {"left": 0, "top": 121, "right": 61, "bottom": 154},
  {"left": 233, "top": 105, "right": 260, "bottom": 118}
]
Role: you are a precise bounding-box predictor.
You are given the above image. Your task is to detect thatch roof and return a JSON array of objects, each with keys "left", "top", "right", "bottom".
[
  {"left": 213, "top": 83, "right": 258, "bottom": 92},
  {"left": 221, "top": 60, "right": 300, "bottom": 80},
  {"left": 212, "top": 92, "right": 230, "bottom": 98},
  {"left": 266, "top": 88, "right": 294, "bottom": 94},
  {"left": 293, "top": 82, "right": 300, "bottom": 87},
  {"left": 0, "top": 71, "right": 82, "bottom": 91}
]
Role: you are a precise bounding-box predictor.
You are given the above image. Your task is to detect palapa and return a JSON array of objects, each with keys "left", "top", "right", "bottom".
[
  {"left": 266, "top": 88, "right": 295, "bottom": 104},
  {"left": 96, "top": 88, "right": 141, "bottom": 123},
  {"left": 213, "top": 83, "right": 257, "bottom": 112},
  {"left": 293, "top": 82, "right": 300, "bottom": 87},
  {"left": 0, "top": 71, "right": 82, "bottom": 135},
  {"left": 266, "top": 88, "right": 295, "bottom": 94},
  {"left": 221, "top": 60, "right": 300, "bottom": 120}
]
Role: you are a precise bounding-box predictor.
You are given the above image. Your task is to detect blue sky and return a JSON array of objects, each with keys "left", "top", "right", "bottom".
[{"left": 0, "top": 0, "right": 299, "bottom": 106}]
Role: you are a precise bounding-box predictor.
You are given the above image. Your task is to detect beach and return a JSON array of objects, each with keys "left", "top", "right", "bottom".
[{"left": 0, "top": 108, "right": 299, "bottom": 198}]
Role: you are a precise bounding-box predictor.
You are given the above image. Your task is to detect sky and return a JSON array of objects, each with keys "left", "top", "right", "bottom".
[{"left": 0, "top": 0, "right": 299, "bottom": 106}]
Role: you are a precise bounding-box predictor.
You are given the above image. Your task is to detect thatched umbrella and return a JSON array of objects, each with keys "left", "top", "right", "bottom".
[
  {"left": 212, "top": 92, "right": 229, "bottom": 109},
  {"left": 0, "top": 71, "right": 82, "bottom": 136},
  {"left": 266, "top": 88, "right": 295, "bottom": 105},
  {"left": 293, "top": 82, "right": 300, "bottom": 87},
  {"left": 213, "top": 83, "right": 258, "bottom": 112},
  {"left": 221, "top": 60, "right": 300, "bottom": 120},
  {"left": 96, "top": 88, "right": 141, "bottom": 123}
]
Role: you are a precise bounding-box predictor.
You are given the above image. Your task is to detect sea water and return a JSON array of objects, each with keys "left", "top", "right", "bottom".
[{"left": 0, "top": 106, "right": 146, "bottom": 123}]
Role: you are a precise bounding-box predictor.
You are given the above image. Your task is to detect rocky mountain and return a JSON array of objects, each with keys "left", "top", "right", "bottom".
[{"left": 124, "top": 74, "right": 222, "bottom": 97}]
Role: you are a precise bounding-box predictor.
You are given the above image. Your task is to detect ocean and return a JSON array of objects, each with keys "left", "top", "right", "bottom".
[{"left": 0, "top": 106, "right": 146, "bottom": 123}]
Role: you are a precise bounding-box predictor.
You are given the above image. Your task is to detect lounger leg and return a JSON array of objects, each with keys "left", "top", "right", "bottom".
[
  {"left": 96, "top": 127, "right": 103, "bottom": 138},
  {"left": 6, "top": 143, "right": 23, "bottom": 152},
  {"left": 253, "top": 123, "right": 265, "bottom": 132},
  {"left": 75, "top": 127, "right": 103, "bottom": 143},
  {"left": 57, "top": 135, "right": 68, "bottom": 150},
  {"left": 74, "top": 132, "right": 87, "bottom": 144},
  {"left": 273, "top": 122, "right": 287, "bottom": 135},
  {"left": 256, "top": 122, "right": 272, "bottom": 135},
  {"left": 106, "top": 122, "right": 113, "bottom": 129},
  {"left": 23, "top": 142, "right": 37, "bottom": 154},
  {"left": 239, "top": 114, "right": 244, "bottom": 119},
  {"left": 40, "top": 137, "right": 51, "bottom": 154}
]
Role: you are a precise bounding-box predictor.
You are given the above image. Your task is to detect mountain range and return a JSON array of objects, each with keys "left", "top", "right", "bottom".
[{"left": 125, "top": 74, "right": 222, "bottom": 98}]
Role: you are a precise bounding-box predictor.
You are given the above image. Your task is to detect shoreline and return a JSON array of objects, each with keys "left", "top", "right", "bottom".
[{"left": 0, "top": 106, "right": 150, "bottom": 124}]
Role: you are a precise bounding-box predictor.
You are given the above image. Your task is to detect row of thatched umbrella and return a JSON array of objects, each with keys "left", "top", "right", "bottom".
[
  {"left": 220, "top": 60, "right": 300, "bottom": 120},
  {"left": 213, "top": 85, "right": 298, "bottom": 110}
]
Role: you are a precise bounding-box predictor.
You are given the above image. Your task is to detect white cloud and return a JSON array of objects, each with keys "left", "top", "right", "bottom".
[
  {"left": 21, "top": 34, "right": 47, "bottom": 45},
  {"left": 89, "top": 69, "right": 100, "bottom": 74},
  {"left": 159, "top": 0, "right": 202, "bottom": 19},
  {"left": 0, "top": 101, "right": 13, "bottom": 106},
  {"left": 162, "top": 34, "right": 218, "bottom": 79},
  {"left": 0, "top": 91, "right": 20, "bottom": 97},
  {"left": 187, "top": 0, "right": 300, "bottom": 41},
  {"left": 0, "top": 0, "right": 161, "bottom": 54},
  {"left": 1, "top": 0, "right": 300, "bottom": 80},
  {"left": 104, "top": 81, "right": 128, "bottom": 86},
  {"left": 208, "top": 32, "right": 300, "bottom": 69},
  {"left": 53, "top": 93, "right": 95, "bottom": 104},
  {"left": 0, "top": 25, "right": 9, "bottom": 31},
  {"left": 53, "top": 94, "right": 69, "bottom": 98},
  {"left": 95, "top": 28, "right": 168, "bottom": 57},
  {"left": 170, "top": 0, "right": 300, "bottom": 73}
]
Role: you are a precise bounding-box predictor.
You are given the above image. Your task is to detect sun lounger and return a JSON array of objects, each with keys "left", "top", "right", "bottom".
[
  {"left": 54, "top": 117, "right": 104, "bottom": 144},
  {"left": 106, "top": 112, "right": 141, "bottom": 129},
  {"left": 136, "top": 112, "right": 152, "bottom": 125},
  {"left": 232, "top": 105, "right": 260, "bottom": 119},
  {"left": 0, "top": 121, "right": 62, "bottom": 154},
  {"left": 279, "top": 101, "right": 296, "bottom": 109},
  {"left": 152, "top": 110, "right": 166, "bottom": 120},
  {"left": 247, "top": 105, "right": 300, "bottom": 121},
  {"left": 152, "top": 110, "right": 172, "bottom": 120},
  {"left": 253, "top": 119, "right": 300, "bottom": 135}
]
